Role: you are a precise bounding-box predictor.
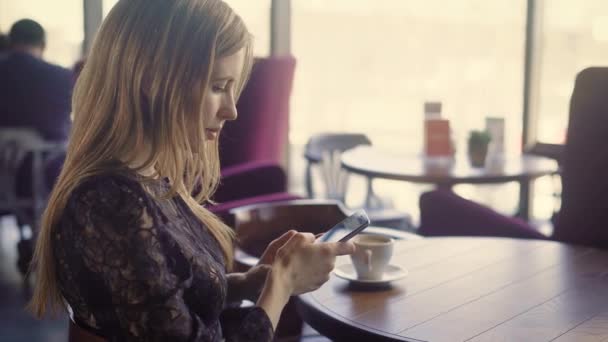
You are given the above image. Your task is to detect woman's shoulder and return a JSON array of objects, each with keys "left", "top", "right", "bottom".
[
  {"left": 71, "top": 171, "right": 143, "bottom": 200},
  {"left": 63, "top": 171, "right": 152, "bottom": 221}
]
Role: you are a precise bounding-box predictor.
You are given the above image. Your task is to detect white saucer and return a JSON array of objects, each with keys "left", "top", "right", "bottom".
[{"left": 333, "top": 263, "right": 408, "bottom": 286}]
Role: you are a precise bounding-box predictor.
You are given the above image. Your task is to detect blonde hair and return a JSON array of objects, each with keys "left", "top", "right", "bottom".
[{"left": 30, "top": 0, "right": 253, "bottom": 317}]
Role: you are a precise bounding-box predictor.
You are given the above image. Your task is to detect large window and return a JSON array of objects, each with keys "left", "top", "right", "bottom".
[
  {"left": 533, "top": 0, "right": 608, "bottom": 144},
  {"left": 103, "top": 0, "right": 270, "bottom": 56},
  {"left": 224, "top": 0, "right": 271, "bottom": 56},
  {"left": 291, "top": 0, "right": 527, "bottom": 155},
  {"left": 0, "top": 0, "right": 83, "bottom": 67},
  {"left": 289, "top": 1, "right": 528, "bottom": 218}
]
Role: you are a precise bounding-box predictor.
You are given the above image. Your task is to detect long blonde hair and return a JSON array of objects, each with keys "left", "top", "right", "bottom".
[{"left": 30, "top": 0, "right": 253, "bottom": 317}]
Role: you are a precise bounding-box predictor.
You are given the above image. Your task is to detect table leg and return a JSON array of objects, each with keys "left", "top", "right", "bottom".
[
  {"left": 436, "top": 183, "right": 454, "bottom": 191},
  {"left": 517, "top": 179, "right": 532, "bottom": 221},
  {"left": 32, "top": 150, "right": 43, "bottom": 230}
]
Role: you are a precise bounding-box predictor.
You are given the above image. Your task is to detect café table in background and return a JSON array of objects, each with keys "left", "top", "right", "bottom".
[{"left": 340, "top": 146, "right": 559, "bottom": 220}]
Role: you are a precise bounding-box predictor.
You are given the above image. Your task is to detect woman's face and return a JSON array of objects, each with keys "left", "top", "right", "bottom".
[{"left": 201, "top": 48, "right": 246, "bottom": 141}]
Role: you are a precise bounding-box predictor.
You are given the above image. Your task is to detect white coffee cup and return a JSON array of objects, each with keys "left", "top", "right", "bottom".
[{"left": 350, "top": 234, "right": 394, "bottom": 280}]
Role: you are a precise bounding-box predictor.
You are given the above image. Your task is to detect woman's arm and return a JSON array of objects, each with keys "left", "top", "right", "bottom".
[
  {"left": 256, "top": 266, "right": 292, "bottom": 330},
  {"left": 225, "top": 265, "right": 270, "bottom": 303},
  {"left": 225, "top": 230, "right": 296, "bottom": 304}
]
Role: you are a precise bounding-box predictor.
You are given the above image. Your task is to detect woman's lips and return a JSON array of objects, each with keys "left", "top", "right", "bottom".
[{"left": 205, "top": 129, "right": 219, "bottom": 140}]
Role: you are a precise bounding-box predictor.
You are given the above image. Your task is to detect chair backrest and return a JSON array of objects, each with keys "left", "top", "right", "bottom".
[
  {"left": 304, "top": 133, "right": 372, "bottom": 163},
  {"left": 303, "top": 133, "right": 372, "bottom": 199},
  {"left": 525, "top": 143, "right": 564, "bottom": 165},
  {"left": 553, "top": 67, "right": 608, "bottom": 249},
  {"left": 219, "top": 56, "right": 296, "bottom": 168},
  {"left": 231, "top": 199, "right": 349, "bottom": 257},
  {"left": 0, "top": 128, "right": 44, "bottom": 211}
]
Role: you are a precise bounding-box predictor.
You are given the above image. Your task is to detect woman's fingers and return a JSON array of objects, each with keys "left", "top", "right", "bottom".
[
  {"left": 320, "top": 241, "right": 356, "bottom": 256},
  {"left": 267, "top": 230, "right": 297, "bottom": 250}
]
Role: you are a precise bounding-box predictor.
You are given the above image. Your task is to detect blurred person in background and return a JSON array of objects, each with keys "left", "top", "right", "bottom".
[
  {"left": 0, "top": 18, "right": 73, "bottom": 141},
  {"left": 0, "top": 18, "right": 72, "bottom": 226},
  {"left": 0, "top": 18, "right": 73, "bottom": 164}
]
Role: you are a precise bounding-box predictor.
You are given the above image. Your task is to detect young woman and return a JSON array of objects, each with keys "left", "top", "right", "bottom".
[{"left": 29, "top": 0, "right": 354, "bottom": 340}]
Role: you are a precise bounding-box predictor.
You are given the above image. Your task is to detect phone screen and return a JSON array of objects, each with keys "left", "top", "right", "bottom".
[{"left": 317, "top": 209, "right": 370, "bottom": 243}]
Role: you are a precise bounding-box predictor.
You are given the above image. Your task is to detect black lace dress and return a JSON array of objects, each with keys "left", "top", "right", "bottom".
[{"left": 52, "top": 173, "right": 273, "bottom": 341}]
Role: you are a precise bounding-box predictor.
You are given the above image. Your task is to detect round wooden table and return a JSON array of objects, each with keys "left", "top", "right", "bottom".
[
  {"left": 297, "top": 237, "right": 608, "bottom": 342},
  {"left": 340, "top": 146, "right": 559, "bottom": 220}
]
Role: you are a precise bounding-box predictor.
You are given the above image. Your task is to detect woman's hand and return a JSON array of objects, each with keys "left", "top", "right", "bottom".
[
  {"left": 258, "top": 230, "right": 297, "bottom": 265},
  {"left": 273, "top": 232, "right": 355, "bottom": 295},
  {"left": 229, "top": 230, "right": 314, "bottom": 303},
  {"left": 256, "top": 232, "right": 355, "bottom": 329}
]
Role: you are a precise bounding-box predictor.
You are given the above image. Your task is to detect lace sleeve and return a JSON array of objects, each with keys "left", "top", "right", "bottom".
[
  {"left": 220, "top": 306, "right": 275, "bottom": 341},
  {"left": 54, "top": 176, "right": 218, "bottom": 341}
]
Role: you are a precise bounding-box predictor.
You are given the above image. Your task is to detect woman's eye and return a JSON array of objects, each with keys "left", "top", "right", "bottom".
[{"left": 212, "top": 85, "right": 226, "bottom": 93}]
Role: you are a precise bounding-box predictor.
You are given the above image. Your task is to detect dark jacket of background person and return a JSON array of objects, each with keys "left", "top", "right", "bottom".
[
  {"left": 0, "top": 33, "right": 8, "bottom": 52},
  {"left": 0, "top": 51, "right": 73, "bottom": 141}
]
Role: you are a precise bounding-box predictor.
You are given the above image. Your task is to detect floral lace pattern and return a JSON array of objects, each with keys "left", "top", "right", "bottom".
[{"left": 52, "top": 173, "right": 273, "bottom": 341}]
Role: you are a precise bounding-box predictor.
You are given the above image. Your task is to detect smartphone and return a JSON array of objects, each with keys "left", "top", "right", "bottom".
[{"left": 317, "top": 209, "right": 370, "bottom": 243}]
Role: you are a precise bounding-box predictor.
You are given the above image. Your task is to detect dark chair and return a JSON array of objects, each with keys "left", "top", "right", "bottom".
[
  {"left": 232, "top": 199, "right": 349, "bottom": 266},
  {"left": 525, "top": 143, "right": 564, "bottom": 163},
  {"left": 0, "top": 129, "right": 38, "bottom": 224},
  {"left": 419, "top": 67, "right": 608, "bottom": 250},
  {"left": 0, "top": 128, "right": 65, "bottom": 275},
  {"left": 418, "top": 190, "right": 548, "bottom": 240},
  {"left": 304, "top": 133, "right": 412, "bottom": 230},
  {"left": 525, "top": 142, "right": 565, "bottom": 219}
]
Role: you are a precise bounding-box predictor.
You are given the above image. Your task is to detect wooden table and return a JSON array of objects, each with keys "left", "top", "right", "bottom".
[
  {"left": 297, "top": 237, "right": 608, "bottom": 342},
  {"left": 340, "top": 146, "right": 559, "bottom": 220}
]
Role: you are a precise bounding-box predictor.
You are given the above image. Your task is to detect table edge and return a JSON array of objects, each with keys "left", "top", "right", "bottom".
[
  {"left": 341, "top": 161, "right": 558, "bottom": 185},
  {"left": 296, "top": 294, "right": 423, "bottom": 342}
]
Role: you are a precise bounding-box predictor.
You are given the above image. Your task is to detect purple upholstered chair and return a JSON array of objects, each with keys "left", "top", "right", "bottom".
[
  {"left": 210, "top": 56, "right": 300, "bottom": 224},
  {"left": 219, "top": 56, "right": 296, "bottom": 168},
  {"left": 419, "top": 67, "right": 608, "bottom": 250},
  {"left": 418, "top": 190, "right": 547, "bottom": 240}
]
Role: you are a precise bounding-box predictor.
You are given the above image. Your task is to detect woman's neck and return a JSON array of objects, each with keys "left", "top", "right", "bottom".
[{"left": 119, "top": 145, "right": 157, "bottom": 178}]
